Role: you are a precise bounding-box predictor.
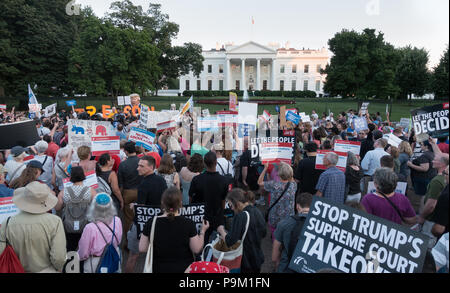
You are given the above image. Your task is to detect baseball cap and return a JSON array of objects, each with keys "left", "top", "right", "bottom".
[
  {"left": 27, "top": 160, "right": 45, "bottom": 173},
  {"left": 11, "top": 146, "right": 27, "bottom": 157}
]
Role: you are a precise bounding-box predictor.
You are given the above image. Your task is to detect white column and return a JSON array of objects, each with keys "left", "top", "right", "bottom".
[
  {"left": 226, "top": 58, "right": 231, "bottom": 90},
  {"left": 241, "top": 58, "right": 246, "bottom": 91},
  {"left": 256, "top": 58, "right": 261, "bottom": 91},
  {"left": 271, "top": 58, "right": 276, "bottom": 90}
]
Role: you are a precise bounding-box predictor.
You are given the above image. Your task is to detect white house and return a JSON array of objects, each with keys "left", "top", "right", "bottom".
[{"left": 179, "top": 41, "right": 329, "bottom": 96}]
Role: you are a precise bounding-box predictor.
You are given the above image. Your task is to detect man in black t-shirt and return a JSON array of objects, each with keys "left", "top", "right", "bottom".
[
  {"left": 238, "top": 137, "right": 260, "bottom": 191},
  {"left": 431, "top": 183, "right": 449, "bottom": 239},
  {"left": 294, "top": 142, "right": 324, "bottom": 195}
]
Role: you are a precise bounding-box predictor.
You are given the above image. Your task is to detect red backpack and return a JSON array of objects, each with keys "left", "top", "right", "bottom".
[{"left": 0, "top": 217, "right": 25, "bottom": 273}]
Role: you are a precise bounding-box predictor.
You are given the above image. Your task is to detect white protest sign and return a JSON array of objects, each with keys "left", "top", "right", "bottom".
[
  {"left": 63, "top": 170, "right": 98, "bottom": 189},
  {"left": 238, "top": 102, "right": 258, "bottom": 126},
  {"left": 367, "top": 181, "right": 407, "bottom": 195},
  {"left": 117, "top": 96, "right": 125, "bottom": 106},
  {"left": 44, "top": 103, "right": 57, "bottom": 117},
  {"left": 157, "top": 120, "right": 177, "bottom": 133},
  {"left": 197, "top": 116, "right": 219, "bottom": 132},
  {"left": 334, "top": 140, "right": 361, "bottom": 155},
  {"left": 139, "top": 105, "right": 150, "bottom": 129},
  {"left": 0, "top": 197, "right": 20, "bottom": 226},
  {"left": 124, "top": 96, "right": 131, "bottom": 105},
  {"left": 361, "top": 102, "right": 370, "bottom": 115},
  {"left": 316, "top": 150, "right": 348, "bottom": 172},
  {"left": 387, "top": 133, "right": 402, "bottom": 148},
  {"left": 202, "top": 109, "right": 210, "bottom": 117},
  {"left": 91, "top": 136, "right": 120, "bottom": 156},
  {"left": 128, "top": 127, "right": 156, "bottom": 150},
  {"left": 68, "top": 119, "right": 116, "bottom": 150},
  {"left": 259, "top": 142, "right": 293, "bottom": 164}
]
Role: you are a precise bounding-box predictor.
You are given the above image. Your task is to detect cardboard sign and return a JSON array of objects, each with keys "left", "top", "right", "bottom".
[
  {"left": 0, "top": 120, "right": 41, "bottom": 150},
  {"left": 315, "top": 150, "right": 348, "bottom": 172},
  {"left": 134, "top": 203, "right": 205, "bottom": 238},
  {"left": 286, "top": 111, "right": 301, "bottom": 125},
  {"left": 367, "top": 181, "right": 407, "bottom": 195},
  {"left": 411, "top": 103, "right": 449, "bottom": 141},
  {"left": 91, "top": 136, "right": 120, "bottom": 156},
  {"left": 63, "top": 170, "right": 98, "bottom": 189},
  {"left": 288, "top": 197, "right": 428, "bottom": 273},
  {"left": 0, "top": 197, "right": 20, "bottom": 227},
  {"left": 387, "top": 133, "right": 402, "bottom": 148},
  {"left": 251, "top": 130, "right": 295, "bottom": 164},
  {"left": 129, "top": 127, "right": 156, "bottom": 150},
  {"left": 354, "top": 117, "right": 369, "bottom": 133},
  {"left": 156, "top": 120, "right": 177, "bottom": 133},
  {"left": 197, "top": 116, "right": 219, "bottom": 132},
  {"left": 66, "top": 100, "right": 77, "bottom": 106},
  {"left": 229, "top": 92, "right": 238, "bottom": 111},
  {"left": 68, "top": 119, "right": 116, "bottom": 150},
  {"left": 334, "top": 140, "right": 361, "bottom": 156},
  {"left": 280, "top": 106, "right": 287, "bottom": 128}
]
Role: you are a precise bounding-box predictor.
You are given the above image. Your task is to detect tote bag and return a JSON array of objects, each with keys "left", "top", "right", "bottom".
[{"left": 143, "top": 216, "right": 159, "bottom": 273}]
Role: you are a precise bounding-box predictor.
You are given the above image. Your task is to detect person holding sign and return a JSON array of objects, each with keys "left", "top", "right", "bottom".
[
  {"left": 139, "top": 187, "right": 210, "bottom": 273},
  {"left": 408, "top": 140, "right": 437, "bottom": 198},
  {"left": 315, "top": 152, "right": 346, "bottom": 204},
  {"left": 361, "top": 168, "right": 417, "bottom": 226}
]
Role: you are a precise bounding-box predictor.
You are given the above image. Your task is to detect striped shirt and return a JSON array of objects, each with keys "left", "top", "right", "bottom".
[{"left": 432, "top": 233, "right": 449, "bottom": 272}]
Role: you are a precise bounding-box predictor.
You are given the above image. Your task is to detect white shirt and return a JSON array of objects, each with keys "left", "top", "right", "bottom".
[
  {"left": 4, "top": 160, "right": 26, "bottom": 183},
  {"left": 216, "top": 158, "right": 234, "bottom": 177}
]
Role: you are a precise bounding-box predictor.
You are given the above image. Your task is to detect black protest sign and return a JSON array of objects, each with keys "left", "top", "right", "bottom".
[
  {"left": 411, "top": 103, "right": 449, "bottom": 140},
  {"left": 288, "top": 197, "right": 428, "bottom": 273},
  {"left": 0, "top": 120, "right": 41, "bottom": 150},
  {"left": 134, "top": 203, "right": 205, "bottom": 238}
]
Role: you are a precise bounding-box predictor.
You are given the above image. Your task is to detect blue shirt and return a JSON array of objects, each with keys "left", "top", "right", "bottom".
[
  {"left": 361, "top": 147, "right": 390, "bottom": 176},
  {"left": 316, "top": 166, "right": 346, "bottom": 204},
  {"left": 0, "top": 184, "right": 14, "bottom": 198}
]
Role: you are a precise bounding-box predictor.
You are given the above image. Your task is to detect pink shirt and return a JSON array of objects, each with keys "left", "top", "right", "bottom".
[{"left": 77, "top": 217, "right": 122, "bottom": 260}]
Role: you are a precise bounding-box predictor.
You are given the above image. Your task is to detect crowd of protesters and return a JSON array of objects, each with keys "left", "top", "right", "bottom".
[{"left": 0, "top": 96, "right": 448, "bottom": 274}]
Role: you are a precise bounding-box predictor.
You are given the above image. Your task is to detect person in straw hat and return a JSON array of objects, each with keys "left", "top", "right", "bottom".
[{"left": 0, "top": 181, "right": 67, "bottom": 272}]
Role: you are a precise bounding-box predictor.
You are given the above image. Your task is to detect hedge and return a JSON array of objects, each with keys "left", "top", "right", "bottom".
[{"left": 182, "top": 90, "right": 318, "bottom": 98}]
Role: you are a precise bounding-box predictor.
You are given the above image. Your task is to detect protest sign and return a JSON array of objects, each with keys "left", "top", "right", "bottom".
[
  {"left": 157, "top": 120, "right": 177, "bottom": 133},
  {"left": 288, "top": 197, "right": 428, "bottom": 273},
  {"left": 0, "top": 197, "right": 20, "bottom": 227},
  {"left": 44, "top": 103, "right": 57, "bottom": 117},
  {"left": 360, "top": 102, "right": 370, "bottom": 115},
  {"left": 251, "top": 130, "right": 295, "bottom": 164},
  {"left": 134, "top": 203, "right": 205, "bottom": 238},
  {"left": 28, "top": 103, "right": 42, "bottom": 113},
  {"left": 411, "top": 103, "right": 449, "bottom": 141},
  {"left": 334, "top": 140, "right": 361, "bottom": 155},
  {"left": 66, "top": 100, "right": 76, "bottom": 107},
  {"left": 399, "top": 118, "right": 411, "bottom": 129},
  {"left": 315, "top": 150, "right": 348, "bottom": 172},
  {"left": 229, "top": 92, "right": 238, "bottom": 111},
  {"left": 124, "top": 96, "right": 131, "bottom": 105},
  {"left": 286, "top": 108, "right": 297, "bottom": 115},
  {"left": 68, "top": 119, "right": 116, "bottom": 150},
  {"left": 354, "top": 117, "right": 369, "bottom": 133},
  {"left": 238, "top": 124, "right": 255, "bottom": 138},
  {"left": 0, "top": 120, "right": 40, "bottom": 150},
  {"left": 367, "top": 181, "right": 407, "bottom": 195},
  {"left": 217, "top": 111, "right": 238, "bottom": 127},
  {"left": 128, "top": 127, "right": 156, "bottom": 150},
  {"left": 91, "top": 136, "right": 120, "bottom": 156},
  {"left": 286, "top": 111, "right": 301, "bottom": 125},
  {"left": 387, "top": 133, "right": 402, "bottom": 148},
  {"left": 261, "top": 110, "right": 271, "bottom": 123},
  {"left": 139, "top": 105, "right": 150, "bottom": 129},
  {"left": 0, "top": 104, "right": 7, "bottom": 110},
  {"left": 117, "top": 96, "right": 125, "bottom": 106},
  {"left": 63, "top": 170, "right": 98, "bottom": 189},
  {"left": 202, "top": 109, "right": 210, "bottom": 117},
  {"left": 280, "top": 106, "right": 287, "bottom": 128},
  {"left": 238, "top": 102, "right": 258, "bottom": 127},
  {"left": 197, "top": 116, "right": 219, "bottom": 132}
]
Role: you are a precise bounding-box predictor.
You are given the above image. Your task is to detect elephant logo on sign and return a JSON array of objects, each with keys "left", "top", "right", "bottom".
[
  {"left": 71, "top": 125, "right": 84, "bottom": 135},
  {"left": 95, "top": 125, "right": 107, "bottom": 136}
]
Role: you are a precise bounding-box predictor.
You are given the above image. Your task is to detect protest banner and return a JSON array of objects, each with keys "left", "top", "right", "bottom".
[
  {"left": 44, "top": 103, "right": 57, "bottom": 117},
  {"left": 334, "top": 140, "right": 361, "bottom": 155},
  {"left": 217, "top": 111, "right": 238, "bottom": 127},
  {"left": 0, "top": 104, "right": 7, "bottom": 110},
  {"left": 360, "top": 102, "right": 370, "bottom": 115},
  {"left": 157, "top": 120, "right": 177, "bottom": 133},
  {"left": 68, "top": 119, "right": 116, "bottom": 150},
  {"left": 66, "top": 100, "right": 77, "bottom": 107},
  {"left": 354, "top": 117, "right": 369, "bottom": 133},
  {"left": 387, "top": 133, "right": 402, "bottom": 148},
  {"left": 0, "top": 120, "right": 40, "bottom": 150},
  {"left": 286, "top": 111, "right": 301, "bottom": 125},
  {"left": 0, "top": 197, "right": 20, "bottom": 227},
  {"left": 251, "top": 130, "right": 295, "bottom": 164},
  {"left": 367, "top": 181, "right": 407, "bottom": 195},
  {"left": 411, "top": 103, "right": 449, "bottom": 141},
  {"left": 91, "top": 136, "right": 120, "bottom": 156},
  {"left": 63, "top": 170, "right": 98, "bottom": 189},
  {"left": 288, "top": 197, "right": 428, "bottom": 273},
  {"left": 197, "top": 116, "right": 219, "bottom": 132},
  {"left": 128, "top": 127, "right": 156, "bottom": 150},
  {"left": 315, "top": 150, "right": 348, "bottom": 172},
  {"left": 134, "top": 203, "right": 205, "bottom": 238},
  {"left": 229, "top": 92, "right": 238, "bottom": 111}
]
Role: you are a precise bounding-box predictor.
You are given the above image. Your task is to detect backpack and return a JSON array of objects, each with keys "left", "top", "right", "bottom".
[
  {"left": 0, "top": 217, "right": 25, "bottom": 273},
  {"left": 92, "top": 219, "right": 121, "bottom": 273},
  {"left": 96, "top": 176, "right": 112, "bottom": 196},
  {"left": 217, "top": 160, "right": 233, "bottom": 187},
  {"left": 284, "top": 214, "right": 307, "bottom": 273},
  {"left": 63, "top": 186, "right": 90, "bottom": 234}
]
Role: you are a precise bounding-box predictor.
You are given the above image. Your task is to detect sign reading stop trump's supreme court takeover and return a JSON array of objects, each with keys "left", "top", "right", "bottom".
[
  {"left": 411, "top": 103, "right": 449, "bottom": 140},
  {"left": 288, "top": 197, "right": 428, "bottom": 273}
]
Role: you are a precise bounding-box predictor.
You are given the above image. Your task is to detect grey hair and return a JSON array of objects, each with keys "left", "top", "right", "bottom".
[
  {"left": 57, "top": 147, "right": 71, "bottom": 161},
  {"left": 278, "top": 162, "right": 293, "bottom": 180},
  {"left": 375, "top": 138, "right": 388, "bottom": 148},
  {"left": 325, "top": 152, "right": 339, "bottom": 166},
  {"left": 373, "top": 168, "right": 398, "bottom": 194},
  {"left": 35, "top": 140, "right": 48, "bottom": 153},
  {"left": 86, "top": 194, "right": 117, "bottom": 225},
  {"left": 346, "top": 151, "right": 360, "bottom": 167},
  {"left": 130, "top": 93, "right": 140, "bottom": 99}
]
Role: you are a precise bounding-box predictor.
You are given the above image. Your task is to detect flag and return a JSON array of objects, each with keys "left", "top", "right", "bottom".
[
  {"left": 28, "top": 84, "right": 41, "bottom": 118},
  {"left": 179, "top": 96, "right": 194, "bottom": 118},
  {"left": 262, "top": 110, "right": 271, "bottom": 123},
  {"left": 229, "top": 92, "right": 238, "bottom": 111},
  {"left": 28, "top": 84, "right": 38, "bottom": 105}
]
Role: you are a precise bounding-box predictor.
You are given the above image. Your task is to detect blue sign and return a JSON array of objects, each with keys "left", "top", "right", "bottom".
[
  {"left": 286, "top": 111, "right": 301, "bottom": 125},
  {"left": 275, "top": 106, "right": 280, "bottom": 113},
  {"left": 353, "top": 117, "right": 369, "bottom": 133},
  {"left": 66, "top": 100, "right": 77, "bottom": 106},
  {"left": 238, "top": 124, "right": 255, "bottom": 138}
]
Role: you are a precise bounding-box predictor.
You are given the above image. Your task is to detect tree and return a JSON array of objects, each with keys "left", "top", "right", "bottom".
[
  {"left": 323, "top": 28, "right": 400, "bottom": 99},
  {"left": 395, "top": 46, "right": 431, "bottom": 100},
  {"left": 432, "top": 46, "right": 449, "bottom": 99}
]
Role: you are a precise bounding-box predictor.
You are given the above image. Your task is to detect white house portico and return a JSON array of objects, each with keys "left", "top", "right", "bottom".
[{"left": 179, "top": 41, "right": 329, "bottom": 95}]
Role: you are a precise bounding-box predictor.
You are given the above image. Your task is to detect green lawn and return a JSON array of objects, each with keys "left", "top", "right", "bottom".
[{"left": 2, "top": 96, "right": 440, "bottom": 122}]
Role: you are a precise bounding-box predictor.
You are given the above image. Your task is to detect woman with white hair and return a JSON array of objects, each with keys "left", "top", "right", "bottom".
[
  {"left": 53, "top": 146, "right": 73, "bottom": 192},
  {"left": 77, "top": 193, "right": 122, "bottom": 273},
  {"left": 33, "top": 140, "right": 54, "bottom": 189},
  {"left": 3, "top": 146, "right": 28, "bottom": 184}
]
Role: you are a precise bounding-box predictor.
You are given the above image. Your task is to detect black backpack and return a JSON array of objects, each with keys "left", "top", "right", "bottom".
[{"left": 284, "top": 214, "right": 307, "bottom": 273}]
